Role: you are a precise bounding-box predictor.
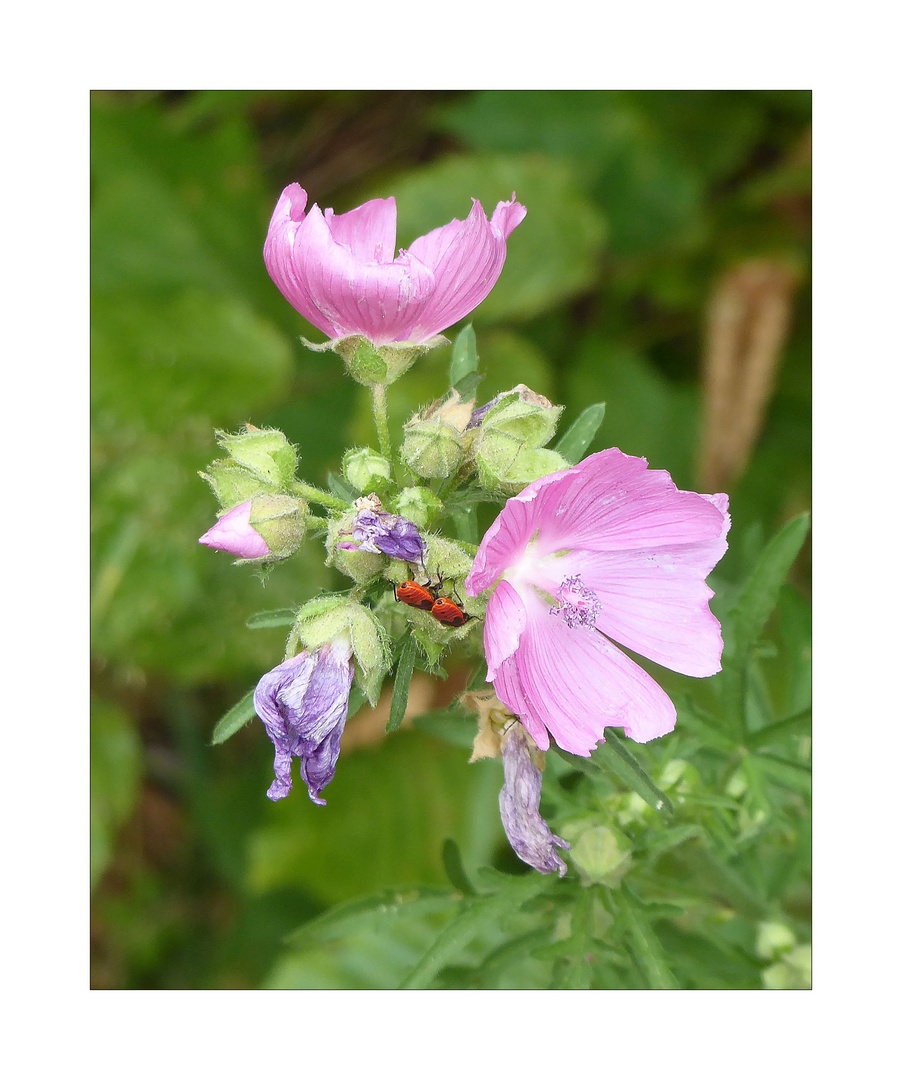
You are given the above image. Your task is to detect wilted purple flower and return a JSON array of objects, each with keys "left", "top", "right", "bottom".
[
  {"left": 263, "top": 184, "right": 526, "bottom": 346},
  {"left": 198, "top": 501, "right": 270, "bottom": 559},
  {"left": 338, "top": 495, "right": 426, "bottom": 564},
  {"left": 499, "top": 724, "right": 569, "bottom": 877},
  {"left": 253, "top": 639, "right": 354, "bottom": 805}
]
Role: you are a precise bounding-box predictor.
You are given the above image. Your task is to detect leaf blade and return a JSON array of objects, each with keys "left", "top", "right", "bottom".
[
  {"left": 554, "top": 402, "right": 606, "bottom": 463},
  {"left": 386, "top": 634, "right": 417, "bottom": 734},
  {"left": 210, "top": 688, "right": 256, "bottom": 745}
]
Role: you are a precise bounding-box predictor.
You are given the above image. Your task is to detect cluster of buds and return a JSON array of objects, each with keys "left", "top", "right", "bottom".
[
  {"left": 400, "top": 384, "right": 569, "bottom": 493},
  {"left": 199, "top": 426, "right": 307, "bottom": 562}
]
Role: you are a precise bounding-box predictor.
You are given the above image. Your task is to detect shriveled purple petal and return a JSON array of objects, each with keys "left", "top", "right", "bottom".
[
  {"left": 253, "top": 640, "right": 354, "bottom": 805},
  {"left": 499, "top": 724, "right": 569, "bottom": 877},
  {"left": 344, "top": 499, "right": 426, "bottom": 564},
  {"left": 198, "top": 501, "right": 271, "bottom": 559}
]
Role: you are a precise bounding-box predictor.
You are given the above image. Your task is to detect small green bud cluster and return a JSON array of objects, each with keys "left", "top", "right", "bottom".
[
  {"left": 471, "top": 387, "right": 569, "bottom": 493},
  {"left": 200, "top": 425, "right": 307, "bottom": 560}
]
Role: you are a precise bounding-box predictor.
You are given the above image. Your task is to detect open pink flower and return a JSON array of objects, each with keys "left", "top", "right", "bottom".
[
  {"left": 263, "top": 184, "right": 526, "bottom": 346},
  {"left": 466, "top": 449, "right": 730, "bottom": 756}
]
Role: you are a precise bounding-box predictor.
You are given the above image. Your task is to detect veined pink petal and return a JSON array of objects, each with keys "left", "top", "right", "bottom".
[
  {"left": 484, "top": 581, "right": 528, "bottom": 680},
  {"left": 263, "top": 186, "right": 344, "bottom": 338},
  {"left": 532, "top": 449, "right": 726, "bottom": 557},
  {"left": 465, "top": 468, "right": 569, "bottom": 595},
  {"left": 293, "top": 207, "right": 436, "bottom": 345},
  {"left": 490, "top": 193, "right": 528, "bottom": 239},
  {"left": 550, "top": 494, "right": 730, "bottom": 677},
  {"left": 405, "top": 194, "right": 526, "bottom": 341},
  {"left": 513, "top": 589, "right": 677, "bottom": 754},
  {"left": 492, "top": 654, "right": 550, "bottom": 752},
  {"left": 324, "top": 197, "right": 397, "bottom": 262}
]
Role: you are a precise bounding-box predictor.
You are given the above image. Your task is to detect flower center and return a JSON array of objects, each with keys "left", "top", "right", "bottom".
[{"left": 549, "top": 574, "right": 601, "bottom": 628}]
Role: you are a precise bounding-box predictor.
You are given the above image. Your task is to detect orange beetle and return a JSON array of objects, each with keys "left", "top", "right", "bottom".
[
  {"left": 394, "top": 579, "right": 439, "bottom": 611},
  {"left": 430, "top": 596, "right": 472, "bottom": 627}
]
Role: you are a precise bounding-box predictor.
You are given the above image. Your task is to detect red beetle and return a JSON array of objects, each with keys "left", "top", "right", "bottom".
[
  {"left": 393, "top": 573, "right": 443, "bottom": 611},
  {"left": 430, "top": 596, "right": 472, "bottom": 627}
]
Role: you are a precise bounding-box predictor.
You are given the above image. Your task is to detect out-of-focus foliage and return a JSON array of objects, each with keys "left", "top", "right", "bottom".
[{"left": 90, "top": 90, "right": 810, "bottom": 989}]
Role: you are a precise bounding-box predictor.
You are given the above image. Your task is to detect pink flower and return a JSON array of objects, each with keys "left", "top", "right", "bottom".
[
  {"left": 263, "top": 184, "right": 526, "bottom": 346},
  {"left": 465, "top": 449, "right": 730, "bottom": 756},
  {"left": 198, "top": 501, "right": 270, "bottom": 559}
]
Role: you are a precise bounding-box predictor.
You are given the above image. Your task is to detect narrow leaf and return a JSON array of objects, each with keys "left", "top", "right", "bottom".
[
  {"left": 386, "top": 634, "right": 417, "bottom": 733},
  {"left": 399, "top": 873, "right": 549, "bottom": 989},
  {"left": 555, "top": 731, "right": 674, "bottom": 817},
  {"left": 449, "top": 323, "right": 478, "bottom": 387},
  {"left": 554, "top": 402, "right": 606, "bottom": 463},
  {"left": 619, "top": 885, "right": 680, "bottom": 989},
  {"left": 246, "top": 608, "right": 297, "bottom": 630},
  {"left": 327, "top": 470, "right": 360, "bottom": 503},
  {"left": 210, "top": 688, "right": 256, "bottom": 745},
  {"left": 725, "top": 513, "right": 810, "bottom": 664},
  {"left": 441, "top": 838, "right": 476, "bottom": 896},
  {"left": 746, "top": 707, "right": 812, "bottom": 750},
  {"left": 285, "top": 887, "right": 457, "bottom": 948}
]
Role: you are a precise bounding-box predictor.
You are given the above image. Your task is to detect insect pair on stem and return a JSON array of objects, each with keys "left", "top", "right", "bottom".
[{"left": 392, "top": 568, "right": 474, "bottom": 627}]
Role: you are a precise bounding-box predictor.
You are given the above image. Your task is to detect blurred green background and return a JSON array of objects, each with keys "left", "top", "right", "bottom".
[{"left": 90, "top": 90, "right": 810, "bottom": 989}]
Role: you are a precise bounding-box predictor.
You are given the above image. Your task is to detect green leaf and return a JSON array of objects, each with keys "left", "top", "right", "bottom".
[
  {"left": 91, "top": 697, "right": 143, "bottom": 890},
  {"left": 725, "top": 513, "right": 810, "bottom": 665},
  {"left": 327, "top": 470, "right": 360, "bottom": 503},
  {"left": 619, "top": 885, "right": 680, "bottom": 989},
  {"left": 441, "top": 838, "right": 476, "bottom": 896},
  {"left": 386, "top": 634, "right": 417, "bottom": 734},
  {"left": 746, "top": 707, "right": 812, "bottom": 750},
  {"left": 449, "top": 324, "right": 479, "bottom": 389},
  {"left": 285, "top": 886, "right": 458, "bottom": 949},
  {"left": 555, "top": 731, "right": 674, "bottom": 817},
  {"left": 398, "top": 872, "right": 551, "bottom": 989},
  {"left": 211, "top": 688, "right": 256, "bottom": 745},
  {"left": 554, "top": 402, "right": 606, "bottom": 463},
  {"left": 246, "top": 608, "right": 297, "bottom": 630}
]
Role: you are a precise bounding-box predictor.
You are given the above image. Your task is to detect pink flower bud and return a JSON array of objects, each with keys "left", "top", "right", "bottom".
[{"left": 198, "top": 501, "right": 271, "bottom": 559}]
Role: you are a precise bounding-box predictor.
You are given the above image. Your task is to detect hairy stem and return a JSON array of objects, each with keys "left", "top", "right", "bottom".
[{"left": 371, "top": 383, "right": 393, "bottom": 463}]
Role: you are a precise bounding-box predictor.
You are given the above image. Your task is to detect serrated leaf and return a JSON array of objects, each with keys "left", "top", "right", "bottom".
[
  {"left": 285, "top": 886, "right": 458, "bottom": 949},
  {"left": 724, "top": 513, "right": 810, "bottom": 665},
  {"left": 246, "top": 608, "right": 297, "bottom": 630},
  {"left": 554, "top": 402, "right": 606, "bottom": 463},
  {"left": 399, "top": 872, "right": 551, "bottom": 989},
  {"left": 386, "top": 634, "right": 417, "bottom": 734},
  {"left": 211, "top": 688, "right": 256, "bottom": 745},
  {"left": 449, "top": 323, "right": 479, "bottom": 388}
]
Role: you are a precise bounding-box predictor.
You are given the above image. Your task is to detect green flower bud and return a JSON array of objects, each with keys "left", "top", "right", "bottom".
[
  {"left": 401, "top": 418, "right": 464, "bottom": 479},
  {"left": 247, "top": 494, "right": 307, "bottom": 559},
  {"left": 481, "top": 396, "right": 563, "bottom": 448},
  {"left": 342, "top": 447, "right": 392, "bottom": 494},
  {"left": 756, "top": 921, "right": 797, "bottom": 961},
  {"left": 215, "top": 426, "right": 298, "bottom": 490},
  {"left": 476, "top": 439, "right": 570, "bottom": 493},
  {"left": 200, "top": 459, "right": 269, "bottom": 509},
  {"left": 325, "top": 514, "right": 387, "bottom": 584},
  {"left": 292, "top": 597, "right": 390, "bottom": 705},
  {"left": 307, "top": 333, "right": 446, "bottom": 387},
  {"left": 391, "top": 486, "right": 444, "bottom": 530},
  {"left": 561, "top": 821, "right": 633, "bottom": 888},
  {"left": 762, "top": 944, "right": 811, "bottom": 990}
]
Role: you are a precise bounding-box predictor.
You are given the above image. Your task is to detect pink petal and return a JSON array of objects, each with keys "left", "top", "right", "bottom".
[
  {"left": 530, "top": 449, "right": 726, "bottom": 558},
  {"left": 484, "top": 581, "right": 528, "bottom": 680},
  {"left": 552, "top": 494, "right": 730, "bottom": 677},
  {"left": 465, "top": 468, "right": 570, "bottom": 596},
  {"left": 490, "top": 193, "right": 528, "bottom": 239},
  {"left": 263, "top": 185, "right": 343, "bottom": 338},
  {"left": 292, "top": 206, "right": 436, "bottom": 345},
  {"left": 512, "top": 589, "right": 677, "bottom": 754},
  {"left": 324, "top": 197, "right": 397, "bottom": 263},
  {"left": 198, "top": 501, "right": 270, "bottom": 559},
  {"left": 492, "top": 653, "right": 550, "bottom": 752},
  {"left": 405, "top": 194, "right": 526, "bottom": 341}
]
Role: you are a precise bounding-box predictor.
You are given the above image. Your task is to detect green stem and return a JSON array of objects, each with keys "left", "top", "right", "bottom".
[
  {"left": 290, "top": 481, "right": 348, "bottom": 512},
  {"left": 371, "top": 383, "right": 392, "bottom": 463}
]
